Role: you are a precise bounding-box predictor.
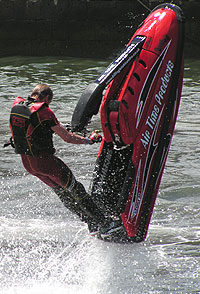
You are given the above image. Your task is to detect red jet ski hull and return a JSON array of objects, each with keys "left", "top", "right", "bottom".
[
  {"left": 71, "top": 3, "right": 184, "bottom": 242},
  {"left": 93, "top": 4, "right": 184, "bottom": 241}
]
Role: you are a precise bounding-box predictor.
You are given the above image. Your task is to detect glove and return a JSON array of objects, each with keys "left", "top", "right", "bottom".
[{"left": 89, "top": 130, "right": 102, "bottom": 144}]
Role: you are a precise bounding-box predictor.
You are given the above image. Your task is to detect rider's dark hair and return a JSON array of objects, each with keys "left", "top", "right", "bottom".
[{"left": 31, "top": 84, "right": 53, "bottom": 101}]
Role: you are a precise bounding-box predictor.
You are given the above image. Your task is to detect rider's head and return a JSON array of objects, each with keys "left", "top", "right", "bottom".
[{"left": 31, "top": 84, "right": 53, "bottom": 105}]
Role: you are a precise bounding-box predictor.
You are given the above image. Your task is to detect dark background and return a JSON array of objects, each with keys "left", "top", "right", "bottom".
[{"left": 0, "top": 0, "right": 199, "bottom": 58}]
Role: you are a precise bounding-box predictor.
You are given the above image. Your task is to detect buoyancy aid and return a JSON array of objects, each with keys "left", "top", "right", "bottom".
[{"left": 9, "top": 97, "right": 55, "bottom": 156}]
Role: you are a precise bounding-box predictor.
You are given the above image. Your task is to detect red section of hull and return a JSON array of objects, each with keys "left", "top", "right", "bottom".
[{"left": 101, "top": 7, "right": 181, "bottom": 144}]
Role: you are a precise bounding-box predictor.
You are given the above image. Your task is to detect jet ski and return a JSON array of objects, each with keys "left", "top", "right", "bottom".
[{"left": 71, "top": 3, "right": 185, "bottom": 242}]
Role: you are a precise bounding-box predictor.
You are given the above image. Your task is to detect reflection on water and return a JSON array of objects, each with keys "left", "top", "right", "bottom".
[{"left": 0, "top": 57, "right": 200, "bottom": 293}]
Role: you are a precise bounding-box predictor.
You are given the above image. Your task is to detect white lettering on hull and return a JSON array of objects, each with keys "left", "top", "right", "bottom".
[{"left": 140, "top": 59, "right": 174, "bottom": 149}]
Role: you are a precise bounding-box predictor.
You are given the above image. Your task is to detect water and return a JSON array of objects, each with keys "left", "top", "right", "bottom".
[{"left": 0, "top": 56, "right": 200, "bottom": 294}]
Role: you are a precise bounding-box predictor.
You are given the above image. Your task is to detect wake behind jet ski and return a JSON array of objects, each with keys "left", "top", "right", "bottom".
[{"left": 71, "top": 3, "right": 185, "bottom": 242}]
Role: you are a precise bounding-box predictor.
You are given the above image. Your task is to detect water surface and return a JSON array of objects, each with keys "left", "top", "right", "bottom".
[{"left": 0, "top": 56, "right": 200, "bottom": 294}]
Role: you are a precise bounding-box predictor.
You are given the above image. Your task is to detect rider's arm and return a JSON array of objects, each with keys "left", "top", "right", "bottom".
[{"left": 52, "top": 123, "right": 92, "bottom": 144}]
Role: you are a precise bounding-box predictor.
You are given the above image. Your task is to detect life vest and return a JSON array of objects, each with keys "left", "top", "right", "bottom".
[{"left": 9, "top": 97, "right": 55, "bottom": 156}]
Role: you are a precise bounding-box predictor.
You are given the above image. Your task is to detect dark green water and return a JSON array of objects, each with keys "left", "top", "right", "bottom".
[{"left": 0, "top": 56, "right": 200, "bottom": 294}]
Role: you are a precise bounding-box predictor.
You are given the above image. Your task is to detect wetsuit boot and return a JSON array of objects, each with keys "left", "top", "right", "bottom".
[
  {"left": 53, "top": 175, "right": 107, "bottom": 235},
  {"left": 67, "top": 178, "right": 107, "bottom": 235},
  {"left": 52, "top": 186, "right": 86, "bottom": 220}
]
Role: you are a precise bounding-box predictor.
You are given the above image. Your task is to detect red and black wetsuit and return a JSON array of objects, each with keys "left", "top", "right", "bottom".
[
  {"left": 10, "top": 96, "right": 71, "bottom": 189},
  {"left": 9, "top": 97, "right": 106, "bottom": 225}
]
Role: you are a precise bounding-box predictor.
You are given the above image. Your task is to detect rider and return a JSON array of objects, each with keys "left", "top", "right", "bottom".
[{"left": 9, "top": 83, "right": 122, "bottom": 237}]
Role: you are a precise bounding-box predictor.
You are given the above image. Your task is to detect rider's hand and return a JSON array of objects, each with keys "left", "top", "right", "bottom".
[{"left": 89, "top": 130, "right": 102, "bottom": 144}]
